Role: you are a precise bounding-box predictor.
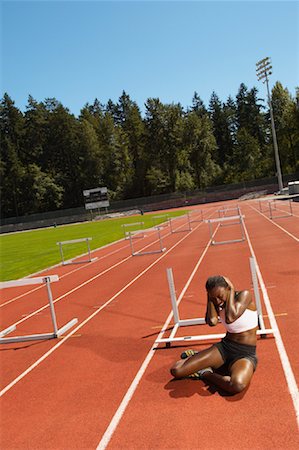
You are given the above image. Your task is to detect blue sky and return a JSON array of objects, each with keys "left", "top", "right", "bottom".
[{"left": 1, "top": 1, "right": 298, "bottom": 116}]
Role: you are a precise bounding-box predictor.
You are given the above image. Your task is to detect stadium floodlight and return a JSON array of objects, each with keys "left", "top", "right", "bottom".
[{"left": 256, "top": 57, "right": 283, "bottom": 192}]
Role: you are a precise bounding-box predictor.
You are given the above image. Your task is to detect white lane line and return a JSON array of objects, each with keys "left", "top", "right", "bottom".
[
  {"left": 96, "top": 232, "right": 215, "bottom": 450},
  {"left": 243, "top": 218, "right": 299, "bottom": 428},
  {"left": 0, "top": 219, "right": 207, "bottom": 398},
  {"left": 249, "top": 205, "right": 299, "bottom": 242}
]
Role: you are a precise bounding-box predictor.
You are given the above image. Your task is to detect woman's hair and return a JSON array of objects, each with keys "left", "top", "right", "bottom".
[{"left": 205, "top": 275, "right": 228, "bottom": 291}]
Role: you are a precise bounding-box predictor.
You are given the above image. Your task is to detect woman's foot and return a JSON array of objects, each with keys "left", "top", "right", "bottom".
[
  {"left": 180, "top": 349, "right": 199, "bottom": 359},
  {"left": 189, "top": 367, "right": 213, "bottom": 379}
]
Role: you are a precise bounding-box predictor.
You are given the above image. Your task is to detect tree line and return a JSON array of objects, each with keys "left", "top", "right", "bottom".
[{"left": 1, "top": 82, "right": 298, "bottom": 218}]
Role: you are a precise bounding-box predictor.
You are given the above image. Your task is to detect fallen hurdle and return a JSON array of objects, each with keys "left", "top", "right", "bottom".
[
  {"left": 169, "top": 214, "right": 192, "bottom": 233},
  {"left": 155, "top": 257, "right": 274, "bottom": 347},
  {"left": 205, "top": 214, "right": 245, "bottom": 245},
  {"left": 0, "top": 276, "right": 78, "bottom": 344},
  {"left": 56, "top": 237, "right": 97, "bottom": 265},
  {"left": 122, "top": 222, "right": 145, "bottom": 239},
  {"left": 129, "top": 226, "right": 166, "bottom": 256}
]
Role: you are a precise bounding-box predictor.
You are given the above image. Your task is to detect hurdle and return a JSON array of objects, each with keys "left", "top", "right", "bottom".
[
  {"left": 268, "top": 199, "right": 293, "bottom": 220},
  {"left": 155, "top": 259, "right": 274, "bottom": 347},
  {"left": 169, "top": 214, "right": 192, "bottom": 233},
  {"left": 122, "top": 222, "right": 145, "bottom": 239},
  {"left": 129, "top": 226, "right": 166, "bottom": 256},
  {"left": 205, "top": 214, "right": 245, "bottom": 245},
  {"left": 188, "top": 210, "right": 204, "bottom": 223},
  {"left": 218, "top": 206, "right": 240, "bottom": 218},
  {"left": 56, "top": 237, "right": 97, "bottom": 265},
  {"left": 0, "top": 276, "right": 78, "bottom": 344},
  {"left": 152, "top": 214, "right": 169, "bottom": 227},
  {"left": 218, "top": 206, "right": 242, "bottom": 226}
]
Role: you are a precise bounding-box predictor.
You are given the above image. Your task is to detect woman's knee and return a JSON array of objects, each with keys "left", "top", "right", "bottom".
[
  {"left": 230, "top": 379, "right": 246, "bottom": 394},
  {"left": 170, "top": 364, "right": 183, "bottom": 379}
]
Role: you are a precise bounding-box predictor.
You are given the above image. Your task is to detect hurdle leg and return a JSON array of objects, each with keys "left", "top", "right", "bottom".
[
  {"left": 129, "top": 232, "right": 135, "bottom": 256},
  {"left": 158, "top": 228, "right": 165, "bottom": 253},
  {"left": 45, "top": 277, "right": 58, "bottom": 336},
  {"left": 86, "top": 238, "right": 92, "bottom": 262},
  {"left": 166, "top": 268, "right": 180, "bottom": 347},
  {"left": 249, "top": 257, "right": 266, "bottom": 337},
  {"left": 240, "top": 216, "right": 245, "bottom": 241},
  {"left": 269, "top": 202, "right": 273, "bottom": 219},
  {"left": 59, "top": 242, "right": 65, "bottom": 265}
]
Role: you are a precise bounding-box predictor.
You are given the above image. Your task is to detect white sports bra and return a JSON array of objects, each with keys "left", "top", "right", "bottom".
[{"left": 219, "top": 308, "right": 258, "bottom": 333}]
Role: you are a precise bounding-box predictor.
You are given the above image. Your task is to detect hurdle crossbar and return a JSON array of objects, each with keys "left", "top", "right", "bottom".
[
  {"left": 0, "top": 276, "right": 78, "bottom": 344},
  {"left": 56, "top": 237, "right": 96, "bottom": 265},
  {"left": 205, "top": 215, "right": 245, "bottom": 245},
  {"left": 155, "top": 263, "right": 274, "bottom": 347},
  {"left": 129, "top": 226, "right": 166, "bottom": 256},
  {"left": 169, "top": 214, "right": 192, "bottom": 233},
  {"left": 122, "top": 222, "right": 145, "bottom": 239}
]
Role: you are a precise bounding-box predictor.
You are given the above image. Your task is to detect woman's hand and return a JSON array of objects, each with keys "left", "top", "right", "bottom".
[{"left": 223, "top": 276, "right": 234, "bottom": 290}]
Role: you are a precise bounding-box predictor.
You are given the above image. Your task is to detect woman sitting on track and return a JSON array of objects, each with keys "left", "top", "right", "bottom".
[{"left": 170, "top": 275, "right": 258, "bottom": 394}]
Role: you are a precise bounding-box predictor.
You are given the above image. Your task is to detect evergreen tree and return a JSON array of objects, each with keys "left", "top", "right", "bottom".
[
  {"left": 0, "top": 94, "right": 25, "bottom": 217},
  {"left": 114, "top": 92, "right": 146, "bottom": 197},
  {"left": 271, "top": 82, "right": 299, "bottom": 172},
  {"left": 184, "top": 111, "right": 221, "bottom": 189}
]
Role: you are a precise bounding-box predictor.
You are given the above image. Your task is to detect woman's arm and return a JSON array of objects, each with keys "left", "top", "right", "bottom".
[
  {"left": 205, "top": 293, "right": 218, "bottom": 326},
  {"left": 224, "top": 277, "right": 252, "bottom": 323}
]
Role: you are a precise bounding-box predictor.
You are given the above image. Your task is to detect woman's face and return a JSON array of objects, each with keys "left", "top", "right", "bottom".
[{"left": 208, "top": 286, "right": 229, "bottom": 309}]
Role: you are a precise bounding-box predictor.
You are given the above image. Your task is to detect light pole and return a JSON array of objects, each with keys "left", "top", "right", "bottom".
[{"left": 256, "top": 57, "right": 283, "bottom": 192}]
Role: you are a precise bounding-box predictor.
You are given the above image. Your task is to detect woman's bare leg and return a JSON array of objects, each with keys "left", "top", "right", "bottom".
[
  {"left": 170, "top": 345, "right": 225, "bottom": 378},
  {"left": 202, "top": 358, "right": 254, "bottom": 394}
]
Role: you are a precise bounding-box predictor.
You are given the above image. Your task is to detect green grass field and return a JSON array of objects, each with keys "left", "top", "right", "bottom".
[{"left": 0, "top": 210, "right": 187, "bottom": 281}]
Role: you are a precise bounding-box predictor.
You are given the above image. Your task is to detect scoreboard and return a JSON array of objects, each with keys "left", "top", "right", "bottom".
[{"left": 83, "top": 187, "right": 110, "bottom": 210}]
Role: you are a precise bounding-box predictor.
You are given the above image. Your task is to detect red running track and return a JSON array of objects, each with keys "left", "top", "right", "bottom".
[{"left": 0, "top": 200, "right": 298, "bottom": 449}]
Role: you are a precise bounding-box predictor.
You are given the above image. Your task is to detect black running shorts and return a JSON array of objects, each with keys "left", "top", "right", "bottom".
[{"left": 214, "top": 336, "right": 258, "bottom": 371}]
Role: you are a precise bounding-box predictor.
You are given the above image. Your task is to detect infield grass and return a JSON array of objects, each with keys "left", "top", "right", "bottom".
[{"left": 0, "top": 210, "right": 188, "bottom": 281}]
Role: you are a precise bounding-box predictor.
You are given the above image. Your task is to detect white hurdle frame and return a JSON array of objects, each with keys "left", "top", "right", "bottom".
[
  {"left": 155, "top": 259, "right": 274, "bottom": 347},
  {"left": 122, "top": 222, "right": 145, "bottom": 239},
  {"left": 169, "top": 214, "right": 192, "bottom": 233},
  {"left": 129, "top": 226, "right": 166, "bottom": 256},
  {"left": 217, "top": 206, "right": 242, "bottom": 226},
  {"left": 152, "top": 214, "right": 169, "bottom": 227},
  {"left": 269, "top": 199, "right": 293, "bottom": 220},
  {"left": 188, "top": 210, "right": 204, "bottom": 223},
  {"left": 205, "top": 214, "right": 245, "bottom": 245},
  {"left": 0, "top": 276, "right": 78, "bottom": 344},
  {"left": 56, "top": 237, "right": 96, "bottom": 265}
]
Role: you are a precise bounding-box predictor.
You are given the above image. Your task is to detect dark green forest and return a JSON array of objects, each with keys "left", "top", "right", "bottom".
[{"left": 1, "top": 82, "right": 298, "bottom": 219}]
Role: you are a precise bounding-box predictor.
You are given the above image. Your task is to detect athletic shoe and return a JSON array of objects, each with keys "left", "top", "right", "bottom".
[
  {"left": 180, "top": 349, "right": 199, "bottom": 359},
  {"left": 188, "top": 367, "right": 213, "bottom": 379}
]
